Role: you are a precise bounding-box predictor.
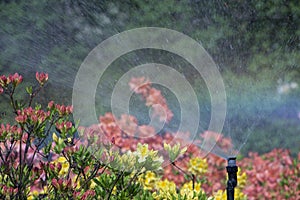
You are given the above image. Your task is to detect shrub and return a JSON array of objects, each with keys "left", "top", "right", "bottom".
[{"left": 0, "top": 72, "right": 299, "bottom": 200}]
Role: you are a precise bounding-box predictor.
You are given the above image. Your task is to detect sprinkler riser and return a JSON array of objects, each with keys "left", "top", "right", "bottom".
[{"left": 226, "top": 157, "right": 238, "bottom": 200}]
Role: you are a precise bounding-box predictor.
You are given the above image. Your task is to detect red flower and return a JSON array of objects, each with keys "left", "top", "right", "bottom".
[
  {"left": 35, "top": 72, "right": 48, "bottom": 85},
  {"left": 0, "top": 86, "right": 3, "bottom": 94}
]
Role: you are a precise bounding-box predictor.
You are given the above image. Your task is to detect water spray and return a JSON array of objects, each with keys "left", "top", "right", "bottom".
[{"left": 226, "top": 157, "right": 238, "bottom": 200}]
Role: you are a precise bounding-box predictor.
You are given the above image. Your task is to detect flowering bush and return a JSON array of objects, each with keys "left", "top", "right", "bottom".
[{"left": 0, "top": 72, "right": 299, "bottom": 200}]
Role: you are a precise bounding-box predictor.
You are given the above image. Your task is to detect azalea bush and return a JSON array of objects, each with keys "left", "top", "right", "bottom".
[
  {"left": 0, "top": 72, "right": 299, "bottom": 200},
  {"left": 0, "top": 73, "right": 159, "bottom": 199}
]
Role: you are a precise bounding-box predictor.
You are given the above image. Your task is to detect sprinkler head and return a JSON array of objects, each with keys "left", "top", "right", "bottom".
[
  {"left": 226, "top": 157, "right": 238, "bottom": 200},
  {"left": 227, "top": 157, "right": 237, "bottom": 167}
]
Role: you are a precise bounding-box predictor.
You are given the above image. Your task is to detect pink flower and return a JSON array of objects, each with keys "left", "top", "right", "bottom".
[
  {"left": 48, "top": 100, "right": 54, "bottom": 109},
  {"left": 51, "top": 178, "right": 59, "bottom": 188},
  {"left": 128, "top": 76, "right": 151, "bottom": 95},
  {"left": 49, "top": 163, "right": 55, "bottom": 171},
  {"left": 0, "top": 75, "right": 10, "bottom": 87},
  {"left": 0, "top": 86, "right": 3, "bottom": 94},
  {"left": 137, "top": 125, "right": 156, "bottom": 138},
  {"left": 55, "top": 104, "right": 68, "bottom": 115},
  {"left": 55, "top": 121, "right": 73, "bottom": 132},
  {"left": 73, "top": 191, "right": 81, "bottom": 198},
  {"left": 35, "top": 72, "right": 48, "bottom": 85},
  {"left": 56, "top": 162, "right": 62, "bottom": 172},
  {"left": 129, "top": 77, "right": 173, "bottom": 123},
  {"left": 66, "top": 105, "right": 73, "bottom": 114},
  {"left": 55, "top": 122, "right": 64, "bottom": 131},
  {"left": 8, "top": 73, "right": 23, "bottom": 87},
  {"left": 15, "top": 114, "right": 27, "bottom": 124},
  {"left": 30, "top": 114, "right": 38, "bottom": 123},
  {"left": 99, "top": 113, "right": 121, "bottom": 136},
  {"left": 117, "top": 114, "right": 138, "bottom": 137},
  {"left": 65, "top": 121, "right": 73, "bottom": 129},
  {"left": 81, "top": 190, "right": 96, "bottom": 200}
]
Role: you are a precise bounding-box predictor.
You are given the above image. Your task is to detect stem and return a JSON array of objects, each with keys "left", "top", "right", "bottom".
[
  {"left": 27, "top": 116, "right": 57, "bottom": 167},
  {"left": 79, "top": 161, "right": 104, "bottom": 191},
  {"left": 4, "top": 140, "right": 16, "bottom": 161},
  {"left": 18, "top": 134, "right": 23, "bottom": 197},
  {"left": 107, "top": 171, "right": 123, "bottom": 200},
  {"left": 28, "top": 85, "right": 43, "bottom": 107},
  {"left": 9, "top": 86, "right": 17, "bottom": 114},
  {"left": 23, "top": 130, "right": 31, "bottom": 163},
  {"left": 121, "top": 170, "right": 143, "bottom": 193},
  {"left": 121, "top": 164, "right": 146, "bottom": 193},
  {"left": 0, "top": 147, "right": 5, "bottom": 162},
  {"left": 2, "top": 141, "right": 17, "bottom": 185},
  {"left": 171, "top": 161, "right": 195, "bottom": 190}
]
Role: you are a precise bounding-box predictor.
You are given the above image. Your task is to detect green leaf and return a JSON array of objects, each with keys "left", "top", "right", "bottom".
[{"left": 26, "top": 86, "right": 32, "bottom": 95}]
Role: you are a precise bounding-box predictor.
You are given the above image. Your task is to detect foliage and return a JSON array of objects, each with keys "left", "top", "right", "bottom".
[
  {"left": 0, "top": 72, "right": 164, "bottom": 199},
  {"left": 81, "top": 75, "right": 300, "bottom": 199},
  {"left": 1, "top": 72, "right": 300, "bottom": 199}
]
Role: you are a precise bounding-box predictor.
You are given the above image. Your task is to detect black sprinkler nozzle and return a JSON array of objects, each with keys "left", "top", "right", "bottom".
[{"left": 226, "top": 157, "right": 238, "bottom": 200}]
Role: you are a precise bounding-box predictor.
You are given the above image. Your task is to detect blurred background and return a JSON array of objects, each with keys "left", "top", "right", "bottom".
[{"left": 0, "top": 0, "right": 299, "bottom": 157}]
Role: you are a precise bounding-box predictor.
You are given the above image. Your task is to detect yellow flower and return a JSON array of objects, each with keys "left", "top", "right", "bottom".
[
  {"left": 213, "top": 189, "right": 247, "bottom": 200},
  {"left": 135, "top": 143, "right": 150, "bottom": 163},
  {"left": 52, "top": 156, "right": 69, "bottom": 176},
  {"left": 214, "top": 190, "right": 226, "bottom": 200},
  {"left": 138, "top": 171, "right": 158, "bottom": 190},
  {"left": 52, "top": 132, "right": 58, "bottom": 143},
  {"left": 163, "top": 143, "right": 172, "bottom": 151},
  {"left": 112, "top": 186, "right": 117, "bottom": 195},
  {"left": 133, "top": 143, "right": 163, "bottom": 171},
  {"left": 237, "top": 170, "right": 247, "bottom": 189},
  {"left": 180, "top": 181, "right": 202, "bottom": 200},
  {"left": 72, "top": 175, "right": 82, "bottom": 189},
  {"left": 28, "top": 186, "right": 47, "bottom": 200},
  {"left": 52, "top": 132, "right": 64, "bottom": 145},
  {"left": 153, "top": 179, "right": 177, "bottom": 200},
  {"left": 90, "top": 180, "right": 96, "bottom": 189},
  {"left": 145, "top": 171, "right": 156, "bottom": 180},
  {"left": 235, "top": 188, "right": 247, "bottom": 200},
  {"left": 28, "top": 190, "right": 39, "bottom": 200},
  {"left": 188, "top": 157, "right": 208, "bottom": 176}
]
